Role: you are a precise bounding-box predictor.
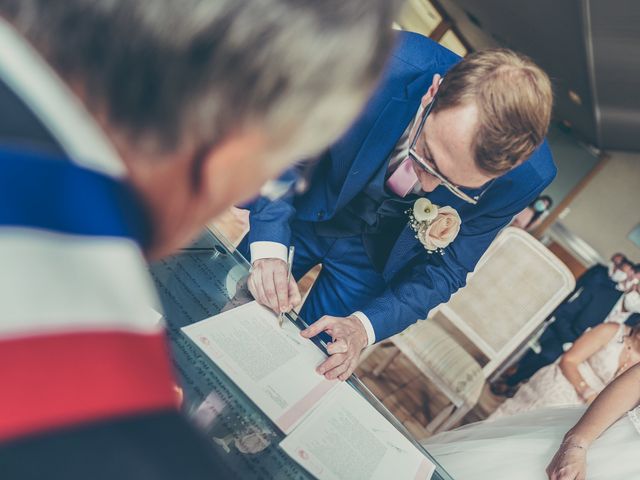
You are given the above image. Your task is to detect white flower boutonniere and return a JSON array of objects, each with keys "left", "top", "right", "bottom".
[{"left": 407, "top": 198, "right": 462, "bottom": 254}]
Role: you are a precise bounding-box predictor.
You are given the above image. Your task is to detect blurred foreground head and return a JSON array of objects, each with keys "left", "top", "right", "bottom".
[{"left": 0, "top": 0, "right": 400, "bottom": 257}]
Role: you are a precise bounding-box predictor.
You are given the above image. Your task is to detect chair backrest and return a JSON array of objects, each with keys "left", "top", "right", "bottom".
[
  {"left": 438, "top": 227, "right": 575, "bottom": 376},
  {"left": 393, "top": 316, "right": 485, "bottom": 407}
]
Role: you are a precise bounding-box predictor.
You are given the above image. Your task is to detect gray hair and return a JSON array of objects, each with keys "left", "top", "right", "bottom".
[{"left": 0, "top": 0, "right": 401, "bottom": 157}]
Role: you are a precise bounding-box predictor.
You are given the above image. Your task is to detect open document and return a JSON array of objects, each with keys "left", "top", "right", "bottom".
[
  {"left": 280, "top": 383, "right": 435, "bottom": 480},
  {"left": 182, "top": 301, "right": 337, "bottom": 433},
  {"left": 183, "top": 301, "right": 434, "bottom": 479}
]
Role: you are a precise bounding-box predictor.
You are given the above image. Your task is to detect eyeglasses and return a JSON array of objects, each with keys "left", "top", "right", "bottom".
[{"left": 407, "top": 95, "right": 482, "bottom": 205}]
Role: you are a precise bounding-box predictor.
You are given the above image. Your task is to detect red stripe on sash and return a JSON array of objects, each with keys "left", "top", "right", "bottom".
[{"left": 0, "top": 330, "right": 179, "bottom": 441}]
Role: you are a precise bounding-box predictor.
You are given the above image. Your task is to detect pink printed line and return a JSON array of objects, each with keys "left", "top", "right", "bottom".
[
  {"left": 276, "top": 380, "right": 336, "bottom": 433},
  {"left": 415, "top": 458, "right": 436, "bottom": 480}
]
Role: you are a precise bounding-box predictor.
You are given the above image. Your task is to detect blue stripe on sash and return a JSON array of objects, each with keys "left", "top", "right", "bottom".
[{"left": 0, "top": 145, "right": 151, "bottom": 247}]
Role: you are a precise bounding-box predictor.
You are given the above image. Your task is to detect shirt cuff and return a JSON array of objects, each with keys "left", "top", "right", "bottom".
[
  {"left": 249, "top": 241, "right": 288, "bottom": 264},
  {"left": 352, "top": 311, "right": 376, "bottom": 346}
]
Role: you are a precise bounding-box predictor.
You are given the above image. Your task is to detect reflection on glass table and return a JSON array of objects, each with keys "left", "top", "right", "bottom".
[{"left": 149, "top": 227, "right": 454, "bottom": 480}]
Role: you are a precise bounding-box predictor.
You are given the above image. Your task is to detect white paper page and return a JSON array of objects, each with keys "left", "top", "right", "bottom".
[
  {"left": 182, "top": 301, "right": 337, "bottom": 433},
  {"left": 280, "top": 383, "right": 435, "bottom": 480}
]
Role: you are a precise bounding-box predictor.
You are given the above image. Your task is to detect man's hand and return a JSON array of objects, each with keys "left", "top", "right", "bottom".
[
  {"left": 301, "top": 315, "right": 368, "bottom": 381},
  {"left": 248, "top": 258, "right": 301, "bottom": 314}
]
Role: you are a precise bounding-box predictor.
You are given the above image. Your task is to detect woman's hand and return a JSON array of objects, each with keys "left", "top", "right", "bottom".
[{"left": 546, "top": 442, "right": 588, "bottom": 480}]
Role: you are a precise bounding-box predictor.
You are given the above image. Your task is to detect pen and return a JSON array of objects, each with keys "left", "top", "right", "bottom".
[{"left": 279, "top": 245, "right": 295, "bottom": 327}]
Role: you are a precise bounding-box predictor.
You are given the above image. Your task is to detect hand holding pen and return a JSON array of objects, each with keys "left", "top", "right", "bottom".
[{"left": 248, "top": 245, "right": 300, "bottom": 321}]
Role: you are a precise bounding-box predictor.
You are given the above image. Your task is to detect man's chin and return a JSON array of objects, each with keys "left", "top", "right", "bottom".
[{"left": 418, "top": 182, "right": 438, "bottom": 193}]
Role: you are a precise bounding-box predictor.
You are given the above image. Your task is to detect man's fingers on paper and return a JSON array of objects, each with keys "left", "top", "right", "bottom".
[
  {"left": 326, "top": 339, "right": 348, "bottom": 355},
  {"left": 301, "top": 315, "right": 335, "bottom": 338},
  {"left": 316, "top": 352, "right": 346, "bottom": 376},
  {"left": 324, "top": 360, "right": 350, "bottom": 380},
  {"left": 338, "top": 360, "right": 357, "bottom": 381},
  {"left": 338, "top": 345, "right": 362, "bottom": 381},
  {"left": 325, "top": 354, "right": 358, "bottom": 381}
]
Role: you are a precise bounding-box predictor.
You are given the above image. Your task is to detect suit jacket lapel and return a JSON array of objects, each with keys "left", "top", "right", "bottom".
[
  {"left": 333, "top": 98, "right": 410, "bottom": 212},
  {"left": 334, "top": 70, "right": 434, "bottom": 212}
]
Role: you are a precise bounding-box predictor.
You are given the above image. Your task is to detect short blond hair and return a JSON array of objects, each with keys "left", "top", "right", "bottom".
[{"left": 434, "top": 49, "right": 553, "bottom": 175}]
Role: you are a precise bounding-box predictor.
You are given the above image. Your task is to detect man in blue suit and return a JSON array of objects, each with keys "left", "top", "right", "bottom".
[{"left": 244, "top": 32, "right": 556, "bottom": 381}]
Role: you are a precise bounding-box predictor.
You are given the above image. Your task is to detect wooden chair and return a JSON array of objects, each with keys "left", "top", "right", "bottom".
[{"left": 371, "top": 227, "right": 575, "bottom": 434}]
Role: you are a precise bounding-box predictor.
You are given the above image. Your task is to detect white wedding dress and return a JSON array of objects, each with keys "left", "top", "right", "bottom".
[{"left": 423, "top": 405, "right": 640, "bottom": 480}]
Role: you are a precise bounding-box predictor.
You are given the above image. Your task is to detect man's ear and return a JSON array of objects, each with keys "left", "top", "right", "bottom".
[{"left": 421, "top": 73, "right": 442, "bottom": 108}]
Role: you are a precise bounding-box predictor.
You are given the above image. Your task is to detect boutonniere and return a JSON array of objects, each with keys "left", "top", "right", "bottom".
[{"left": 407, "top": 198, "right": 462, "bottom": 254}]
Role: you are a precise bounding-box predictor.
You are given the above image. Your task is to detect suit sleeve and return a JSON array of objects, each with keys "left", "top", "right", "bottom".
[
  {"left": 246, "top": 170, "right": 298, "bottom": 254},
  {"left": 360, "top": 190, "right": 546, "bottom": 342}
]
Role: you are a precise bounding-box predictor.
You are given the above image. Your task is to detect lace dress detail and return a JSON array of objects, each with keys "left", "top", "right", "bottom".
[
  {"left": 490, "top": 323, "right": 627, "bottom": 420},
  {"left": 628, "top": 406, "right": 640, "bottom": 435}
]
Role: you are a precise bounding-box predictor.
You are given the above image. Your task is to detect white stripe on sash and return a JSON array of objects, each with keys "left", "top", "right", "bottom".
[{"left": 0, "top": 227, "right": 163, "bottom": 339}]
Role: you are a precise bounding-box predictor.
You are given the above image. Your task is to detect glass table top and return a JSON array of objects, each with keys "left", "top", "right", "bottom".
[{"left": 149, "top": 227, "right": 454, "bottom": 480}]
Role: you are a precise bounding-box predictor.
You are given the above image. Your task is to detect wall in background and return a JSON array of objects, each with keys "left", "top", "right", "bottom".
[
  {"left": 542, "top": 125, "right": 600, "bottom": 210},
  {"left": 558, "top": 151, "right": 640, "bottom": 262}
]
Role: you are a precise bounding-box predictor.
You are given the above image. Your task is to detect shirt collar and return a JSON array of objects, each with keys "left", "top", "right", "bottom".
[{"left": 0, "top": 18, "right": 125, "bottom": 178}]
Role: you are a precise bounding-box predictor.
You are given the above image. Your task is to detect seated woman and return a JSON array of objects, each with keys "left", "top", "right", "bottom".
[
  {"left": 423, "top": 363, "right": 640, "bottom": 480},
  {"left": 490, "top": 320, "right": 640, "bottom": 419}
]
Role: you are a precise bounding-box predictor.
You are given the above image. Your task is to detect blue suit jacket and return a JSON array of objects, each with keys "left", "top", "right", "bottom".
[
  {"left": 550, "top": 281, "right": 640, "bottom": 341},
  {"left": 575, "top": 264, "right": 613, "bottom": 290},
  {"left": 248, "top": 32, "right": 557, "bottom": 341}
]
